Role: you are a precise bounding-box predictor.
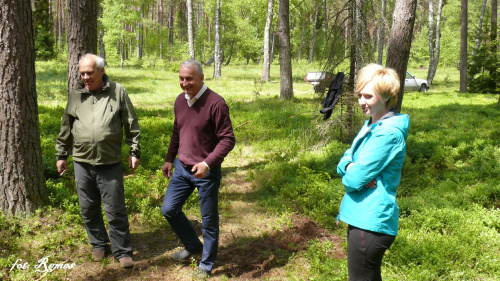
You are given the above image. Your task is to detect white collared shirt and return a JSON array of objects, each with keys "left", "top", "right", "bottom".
[{"left": 185, "top": 84, "right": 207, "bottom": 107}]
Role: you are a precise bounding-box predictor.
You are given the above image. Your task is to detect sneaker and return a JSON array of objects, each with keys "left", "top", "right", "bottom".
[
  {"left": 171, "top": 248, "right": 202, "bottom": 261},
  {"left": 119, "top": 256, "right": 134, "bottom": 269},
  {"left": 92, "top": 248, "right": 105, "bottom": 262},
  {"left": 192, "top": 267, "right": 210, "bottom": 279}
]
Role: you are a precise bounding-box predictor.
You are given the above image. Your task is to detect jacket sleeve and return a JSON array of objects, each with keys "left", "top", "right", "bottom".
[
  {"left": 203, "top": 99, "right": 235, "bottom": 168},
  {"left": 55, "top": 102, "right": 74, "bottom": 160},
  {"left": 341, "top": 129, "right": 405, "bottom": 193},
  {"left": 337, "top": 147, "right": 353, "bottom": 177},
  {"left": 121, "top": 90, "right": 141, "bottom": 158}
]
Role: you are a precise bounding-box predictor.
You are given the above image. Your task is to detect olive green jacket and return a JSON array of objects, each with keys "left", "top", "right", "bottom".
[{"left": 56, "top": 74, "right": 141, "bottom": 165}]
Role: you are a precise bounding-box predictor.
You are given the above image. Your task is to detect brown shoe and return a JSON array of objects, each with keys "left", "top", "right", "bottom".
[
  {"left": 119, "top": 256, "right": 134, "bottom": 269},
  {"left": 92, "top": 249, "right": 105, "bottom": 262}
]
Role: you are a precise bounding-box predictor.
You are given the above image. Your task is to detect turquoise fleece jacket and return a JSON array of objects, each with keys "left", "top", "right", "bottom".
[{"left": 336, "top": 113, "right": 409, "bottom": 236}]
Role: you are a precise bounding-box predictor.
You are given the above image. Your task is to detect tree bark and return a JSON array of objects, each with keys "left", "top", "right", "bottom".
[
  {"left": 187, "top": 0, "right": 195, "bottom": 59},
  {"left": 427, "top": 0, "right": 444, "bottom": 85},
  {"left": 278, "top": 0, "right": 293, "bottom": 100},
  {"left": 98, "top": 4, "right": 106, "bottom": 61},
  {"left": 213, "top": 0, "right": 221, "bottom": 78},
  {"left": 261, "top": 0, "right": 274, "bottom": 82},
  {"left": 0, "top": 0, "right": 48, "bottom": 216},
  {"left": 460, "top": 0, "right": 467, "bottom": 92},
  {"left": 67, "top": 0, "right": 98, "bottom": 95},
  {"left": 385, "top": 0, "right": 417, "bottom": 112},
  {"left": 377, "top": 0, "right": 386, "bottom": 65}
]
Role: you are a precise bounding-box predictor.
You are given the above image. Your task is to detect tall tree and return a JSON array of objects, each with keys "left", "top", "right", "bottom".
[
  {"left": 67, "top": 0, "right": 98, "bottom": 94},
  {"left": 278, "top": 0, "right": 293, "bottom": 100},
  {"left": 377, "top": 0, "right": 387, "bottom": 65},
  {"left": 98, "top": 3, "right": 106, "bottom": 60},
  {"left": 460, "top": 0, "right": 467, "bottom": 92},
  {"left": 0, "top": 0, "right": 48, "bottom": 216},
  {"left": 137, "top": 4, "right": 144, "bottom": 59},
  {"left": 261, "top": 0, "right": 274, "bottom": 82},
  {"left": 213, "top": 0, "right": 221, "bottom": 78},
  {"left": 309, "top": 5, "right": 319, "bottom": 63},
  {"left": 427, "top": 0, "right": 444, "bottom": 85},
  {"left": 491, "top": 0, "right": 497, "bottom": 93},
  {"left": 386, "top": 0, "right": 417, "bottom": 112},
  {"left": 187, "top": 0, "right": 195, "bottom": 59},
  {"left": 472, "top": 0, "right": 488, "bottom": 59}
]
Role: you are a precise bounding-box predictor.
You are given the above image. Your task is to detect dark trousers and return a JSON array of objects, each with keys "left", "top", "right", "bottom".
[
  {"left": 347, "top": 225, "right": 395, "bottom": 281},
  {"left": 161, "top": 158, "right": 221, "bottom": 272},
  {"left": 74, "top": 161, "right": 132, "bottom": 259}
]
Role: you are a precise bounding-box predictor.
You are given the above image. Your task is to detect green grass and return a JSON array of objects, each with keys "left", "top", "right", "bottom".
[{"left": 2, "top": 59, "right": 500, "bottom": 280}]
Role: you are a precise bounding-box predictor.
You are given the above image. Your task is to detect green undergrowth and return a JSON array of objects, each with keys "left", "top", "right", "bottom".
[{"left": 2, "top": 61, "right": 500, "bottom": 280}]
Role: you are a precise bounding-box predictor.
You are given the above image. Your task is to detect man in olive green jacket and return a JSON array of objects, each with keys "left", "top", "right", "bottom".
[{"left": 55, "top": 54, "right": 140, "bottom": 268}]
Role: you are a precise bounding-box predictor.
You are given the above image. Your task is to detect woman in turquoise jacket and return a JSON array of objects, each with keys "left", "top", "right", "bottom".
[{"left": 336, "top": 64, "right": 409, "bottom": 281}]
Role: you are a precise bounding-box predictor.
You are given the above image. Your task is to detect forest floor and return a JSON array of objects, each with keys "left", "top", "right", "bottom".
[{"left": 55, "top": 148, "right": 346, "bottom": 281}]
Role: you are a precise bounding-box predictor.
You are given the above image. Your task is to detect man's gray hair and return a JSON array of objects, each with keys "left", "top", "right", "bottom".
[
  {"left": 180, "top": 59, "right": 203, "bottom": 75},
  {"left": 79, "top": 54, "right": 106, "bottom": 70}
]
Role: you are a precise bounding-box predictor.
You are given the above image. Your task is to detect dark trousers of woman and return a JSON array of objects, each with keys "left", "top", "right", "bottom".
[{"left": 347, "top": 225, "right": 395, "bottom": 281}]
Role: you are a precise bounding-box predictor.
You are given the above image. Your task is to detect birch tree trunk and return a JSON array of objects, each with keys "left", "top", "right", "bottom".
[
  {"left": 213, "top": 0, "right": 221, "bottom": 78},
  {"left": 427, "top": 0, "right": 444, "bottom": 85},
  {"left": 261, "top": 0, "right": 273, "bottom": 82},
  {"left": 187, "top": 0, "right": 195, "bottom": 59},
  {"left": 278, "top": 0, "right": 293, "bottom": 100},
  {"left": 460, "top": 0, "right": 467, "bottom": 92},
  {"left": 385, "top": 0, "right": 417, "bottom": 112},
  {"left": 0, "top": 0, "right": 48, "bottom": 216}
]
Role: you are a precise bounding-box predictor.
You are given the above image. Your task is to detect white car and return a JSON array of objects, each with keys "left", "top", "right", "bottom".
[{"left": 405, "top": 71, "right": 429, "bottom": 92}]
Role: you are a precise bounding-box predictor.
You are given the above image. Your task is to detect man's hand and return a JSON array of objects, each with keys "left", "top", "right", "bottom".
[
  {"left": 162, "top": 162, "right": 173, "bottom": 178},
  {"left": 128, "top": 156, "right": 140, "bottom": 172},
  {"left": 56, "top": 160, "right": 68, "bottom": 176},
  {"left": 192, "top": 162, "right": 209, "bottom": 179}
]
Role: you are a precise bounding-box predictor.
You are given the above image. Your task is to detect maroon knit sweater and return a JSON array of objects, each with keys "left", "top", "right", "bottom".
[{"left": 165, "top": 88, "right": 235, "bottom": 168}]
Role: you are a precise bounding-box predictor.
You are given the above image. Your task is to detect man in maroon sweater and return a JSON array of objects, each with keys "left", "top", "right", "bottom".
[{"left": 161, "top": 59, "right": 235, "bottom": 277}]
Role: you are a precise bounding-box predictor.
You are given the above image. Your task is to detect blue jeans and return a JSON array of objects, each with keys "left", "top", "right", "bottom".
[
  {"left": 74, "top": 161, "right": 132, "bottom": 259},
  {"left": 161, "top": 158, "right": 222, "bottom": 272}
]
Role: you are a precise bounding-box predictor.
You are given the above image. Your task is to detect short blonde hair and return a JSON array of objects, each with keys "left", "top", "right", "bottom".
[{"left": 355, "top": 64, "right": 400, "bottom": 108}]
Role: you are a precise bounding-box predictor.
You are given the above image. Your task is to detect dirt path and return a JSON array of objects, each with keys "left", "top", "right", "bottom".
[{"left": 58, "top": 149, "right": 345, "bottom": 280}]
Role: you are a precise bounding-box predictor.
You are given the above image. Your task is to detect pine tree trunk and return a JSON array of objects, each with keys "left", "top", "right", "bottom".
[
  {"left": 137, "top": 6, "right": 144, "bottom": 60},
  {"left": 278, "top": 0, "right": 293, "bottom": 100},
  {"left": 213, "top": 0, "right": 221, "bottom": 78},
  {"left": 460, "top": 0, "right": 467, "bottom": 92},
  {"left": 98, "top": 5, "right": 106, "bottom": 60},
  {"left": 0, "top": 0, "right": 48, "bottom": 216},
  {"left": 377, "top": 0, "right": 386, "bottom": 65},
  {"left": 67, "top": 0, "right": 98, "bottom": 95},
  {"left": 261, "top": 0, "right": 273, "bottom": 82},
  {"left": 385, "top": 0, "right": 417, "bottom": 112}
]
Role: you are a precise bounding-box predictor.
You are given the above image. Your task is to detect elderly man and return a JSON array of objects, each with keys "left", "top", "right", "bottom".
[
  {"left": 161, "top": 59, "right": 235, "bottom": 277},
  {"left": 56, "top": 54, "right": 140, "bottom": 268}
]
